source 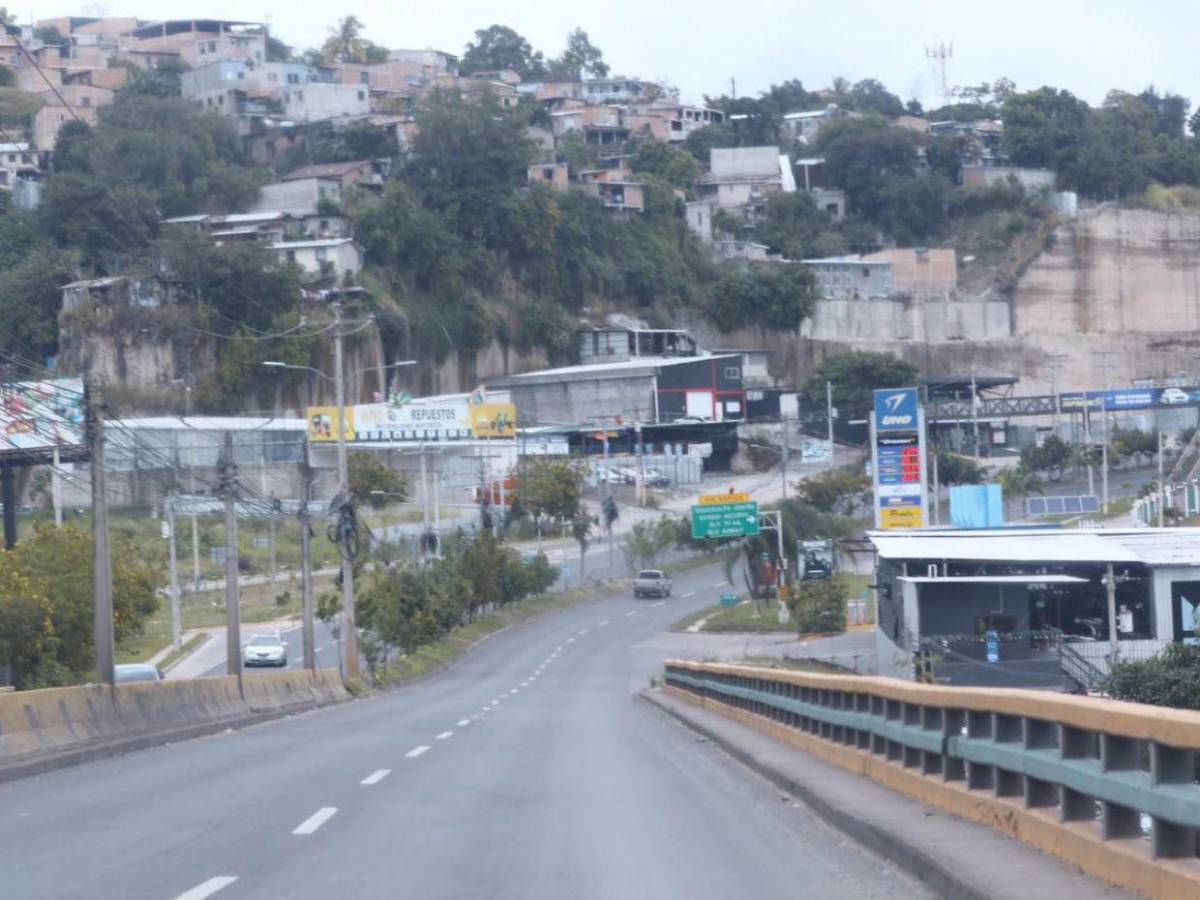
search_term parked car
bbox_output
[243,631,288,667]
[642,468,670,487]
[113,663,163,684]
[616,466,641,484]
[634,569,672,599]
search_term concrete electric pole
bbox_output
[90,381,115,686]
[220,432,242,685]
[166,492,182,649]
[333,303,360,681]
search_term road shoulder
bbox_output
[641,688,1130,900]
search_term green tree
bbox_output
[998,467,1044,518]
[846,78,905,117]
[118,58,189,98]
[460,25,546,79]
[1102,643,1200,709]
[515,457,585,527]
[757,192,843,260]
[320,16,388,64]
[347,451,408,508]
[310,121,394,164]
[1001,86,1089,171]
[790,575,849,635]
[708,263,817,332]
[0,247,78,366]
[621,515,678,571]
[803,350,918,411]
[548,28,609,80]
[37,173,158,266]
[1019,433,1072,480]
[794,469,871,514]
[934,449,984,485]
[684,121,738,162]
[0,523,158,688]
[630,140,702,192]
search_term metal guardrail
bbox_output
[664,660,1200,892]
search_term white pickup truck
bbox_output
[633,569,672,599]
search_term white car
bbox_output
[1161,388,1191,405]
[243,631,287,667]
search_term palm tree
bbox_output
[999,468,1044,522]
[321,16,364,63]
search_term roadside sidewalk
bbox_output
[642,688,1129,900]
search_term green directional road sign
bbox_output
[691,501,759,539]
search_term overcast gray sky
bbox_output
[75,0,1195,110]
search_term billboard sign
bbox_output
[0,377,86,459]
[871,387,927,529]
[308,397,516,443]
[1059,387,1200,412]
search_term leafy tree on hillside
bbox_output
[320,16,388,64]
[1018,433,1073,480]
[757,192,844,260]
[515,457,585,527]
[547,28,609,80]
[803,350,918,411]
[118,58,189,98]
[1001,86,1089,171]
[38,173,158,265]
[0,247,77,366]
[460,25,546,78]
[846,78,905,117]
[630,139,701,192]
[708,263,817,332]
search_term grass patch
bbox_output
[738,655,856,675]
[699,599,796,633]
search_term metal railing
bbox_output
[664,660,1200,889]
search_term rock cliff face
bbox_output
[692,206,1200,393]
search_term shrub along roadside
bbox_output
[1102,643,1200,709]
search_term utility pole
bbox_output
[300,457,316,671]
[1101,441,1109,514]
[635,422,645,507]
[90,382,115,686]
[1106,563,1119,666]
[220,432,242,684]
[931,447,940,527]
[970,370,980,461]
[780,417,789,500]
[166,492,181,649]
[261,467,277,598]
[826,381,835,452]
[1158,429,1166,528]
[333,302,360,681]
[51,444,62,528]
[1083,401,1095,496]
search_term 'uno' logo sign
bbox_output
[873,388,919,432]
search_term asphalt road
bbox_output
[197,618,340,679]
[0,563,930,900]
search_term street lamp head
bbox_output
[262,361,286,368]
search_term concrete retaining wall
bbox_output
[0,669,347,779]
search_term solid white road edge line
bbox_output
[173,877,238,900]
[360,769,391,785]
[292,807,337,835]
[405,745,430,758]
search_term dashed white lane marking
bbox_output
[292,807,338,835]
[711,582,726,588]
[436,731,453,740]
[510,688,519,694]
[556,645,563,651]
[360,769,391,785]
[174,877,238,900]
[599,620,610,626]
[405,745,430,758]
[625,611,638,617]
[566,637,575,644]
[458,719,470,727]
[650,601,666,607]
[682,591,696,598]
[578,629,589,635]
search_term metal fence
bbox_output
[663,660,1200,895]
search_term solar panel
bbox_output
[1027,497,1047,514]
[1063,496,1083,513]
[1046,497,1065,514]
[1080,495,1100,513]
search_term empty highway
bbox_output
[2,563,931,899]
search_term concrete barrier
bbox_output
[0,668,348,781]
[664,660,1200,899]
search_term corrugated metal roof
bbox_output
[869,528,1200,567]
[898,575,1088,584]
